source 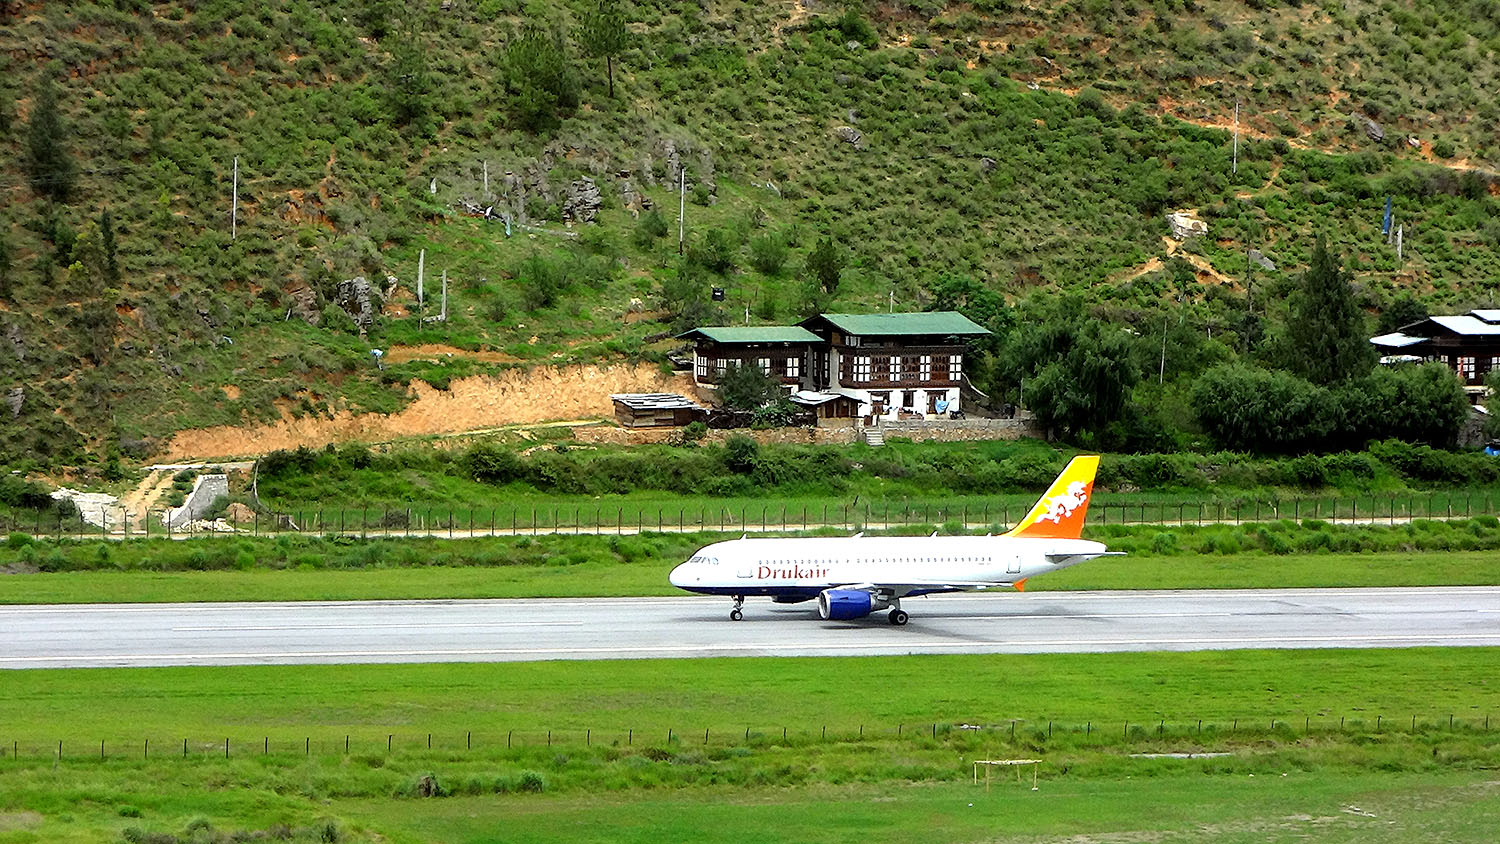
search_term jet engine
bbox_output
[817,588,889,620]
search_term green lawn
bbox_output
[5,650,1497,740]
[3,651,1500,843]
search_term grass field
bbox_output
[3,650,1499,842]
[3,538,1499,605]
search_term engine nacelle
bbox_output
[818,589,888,620]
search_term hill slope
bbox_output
[1,0,1497,469]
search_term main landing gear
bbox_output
[730,595,745,621]
[887,600,909,626]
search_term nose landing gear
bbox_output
[730,595,745,621]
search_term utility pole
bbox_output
[416,249,426,312]
[231,156,239,239]
[1232,100,1240,176]
[440,269,448,322]
[483,161,489,198]
[678,167,686,255]
[1159,311,1169,384]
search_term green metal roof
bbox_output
[676,326,823,344]
[806,311,990,337]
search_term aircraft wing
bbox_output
[1045,551,1127,565]
[831,580,1018,596]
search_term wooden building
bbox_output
[676,326,822,387]
[799,312,989,422]
[1371,309,1500,399]
[610,393,704,428]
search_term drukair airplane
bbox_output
[669,455,1120,625]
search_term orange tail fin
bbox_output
[1003,455,1100,540]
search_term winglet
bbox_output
[1003,455,1101,540]
[1013,578,1028,592]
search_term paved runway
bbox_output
[2,587,1498,669]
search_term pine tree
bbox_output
[26,75,77,203]
[1284,237,1374,385]
[579,0,628,98]
[385,16,430,127]
[805,237,843,295]
[503,22,580,133]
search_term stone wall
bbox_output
[572,417,1041,447]
[165,473,229,528]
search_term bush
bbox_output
[724,435,759,473]
[517,770,547,793]
[748,232,788,275]
[634,210,669,247]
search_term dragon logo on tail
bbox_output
[1037,481,1089,524]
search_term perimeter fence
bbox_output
[6,490,1498,540]
[3,712,1495,763]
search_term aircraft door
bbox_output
[1006,555,1022,575]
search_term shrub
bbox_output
[517,770,547,793]
[634,210,669,246]
[748,232,788,275]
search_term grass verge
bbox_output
[2,651,1499,842]
[1,539,1498,604]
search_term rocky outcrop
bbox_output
[5,321,25,361]
[334,276,379,336]
[284,280,321,326]
[562,177,603,223]
[5,386,22,419]
[1166,211,1208,240]
[833,126,865,149]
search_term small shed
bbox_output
[610,393,704,428]
[788,390,861,420]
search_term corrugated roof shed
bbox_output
[675,326,822,344]
[805,311,990,337]
[609,393,703,410]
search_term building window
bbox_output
[902,390,915,409]
[886,356,901,382]
[760,357,772,375]
[783,356,800,378]
[952,354,963,379]
[853,356,873,382]
[919,355,931,381]
[1458,355,1477,382]
[715,358,728,377]
[696,355,709,380]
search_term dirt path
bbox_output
[162,363,698,461]
[118,469,176,529]
[382,344,523,364]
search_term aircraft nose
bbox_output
[669,562,690,588]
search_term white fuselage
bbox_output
[668,535,1108,597]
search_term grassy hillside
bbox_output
[1,0,1498,469]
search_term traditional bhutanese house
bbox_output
[798,311,990,422]
[676,325,822,388]
[610,393,705,428]
[1371,309,1500,400]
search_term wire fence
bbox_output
[5,490,1496,540]
[3,713,1494,762]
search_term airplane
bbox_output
[668,455,1120,624]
